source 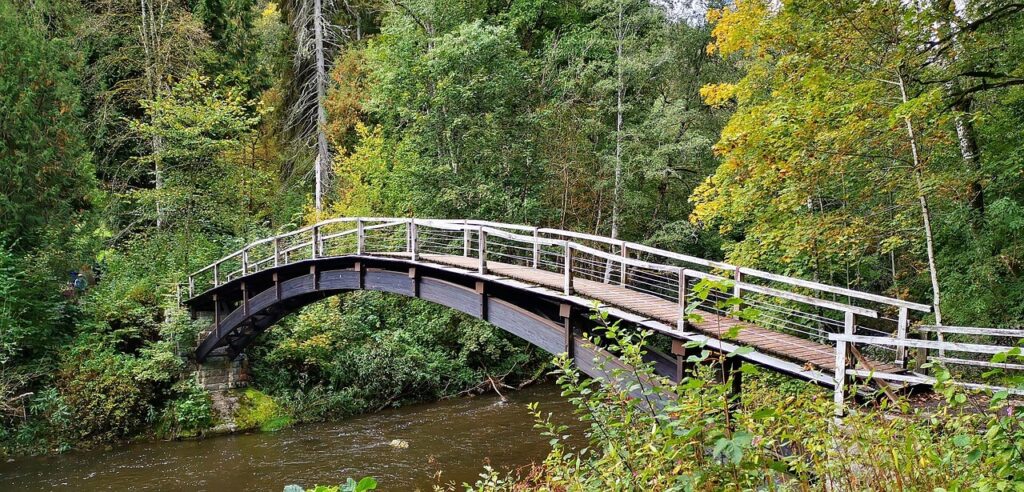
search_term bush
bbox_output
[156,380,214,438]
[56,337,182,444]
[235,388,292,432]
[471,314,1024,491]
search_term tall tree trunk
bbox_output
[897,71,944,325]
[612,0,624,242]
[313,0,329,212]
[140,0,165,227]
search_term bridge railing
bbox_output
[830,327,1024,415]
[187,217,934,370]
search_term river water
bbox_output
[0,384,581,491]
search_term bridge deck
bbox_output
[405,253,900,374]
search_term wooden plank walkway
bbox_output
[408,254,901,374]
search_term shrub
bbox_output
[470,314,1024,491]
[156,380,214,438]
[235,388,292,432]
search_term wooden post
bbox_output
[834,337,848,417]
[896,306,909,368]
[213,294,221,328]
[188,276,195,298]
[560,303,574,360]
[733,267,742,304]
[834,311,856,416]
[242,249,249,274]
[478,227,487,274]
[476,281,487,320]
[405,220,412,253]
[532,227,540,268]
[356,219,365,255]
[213,264,219,286]
[410,219,419,261]
[273,238,280,267]
[563,241,574,295]
[409,267,419,297]
[241,282,249,317]
[463,220,470,257]
[677,268,688,331]
[311,226,320,259]
[671,340,690,382]
[728,356,743,416]
[620,242,629,286]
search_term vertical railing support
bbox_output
[532,227,540,268]
[356,219,365,255]
[188,276,195,298]
[677,268,688,330]
[403,221,411,255]
[563,241,574,295]
[620,242,629,286]
[410,219,419,261]
[834,338,848,417]
[478,227,487,274]
[896,306,909,368]
[273,238,280,267]
[463,220,471,257]
[213,264,219,286]
[242,249,249,274]
[733,267,742,301]
[311,226,320,259]
[834,311,856,416]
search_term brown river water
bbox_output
[0,384,582,491]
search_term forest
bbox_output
[2,0,1024,489]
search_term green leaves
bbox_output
[712,431,753,466]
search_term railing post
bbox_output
[733,266,742,298]
[410,219,419,261]
[356,219,365,255]
[213,264,219,286]
[242,249,249,274]
[311,226,320,259]
[405,219,412,253]
[532,227,540,268]
[188,276,195,298]
[273,238,280,267]
[463,220,471,257]
[834,310,856,416]
[895,306,909,368]
[620,242,628,286]
[677,268,687,330]
[478,227,487,274]
[563,241,574,295]
[834,336,848,417]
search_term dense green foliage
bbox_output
[2,1,1024,490]
[471,312,1024,491]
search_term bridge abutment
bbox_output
[190,317,252,432]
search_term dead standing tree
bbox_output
[289,0,345,212]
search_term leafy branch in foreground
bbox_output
[470,282,1024,491]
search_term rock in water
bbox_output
[388,439,409,449]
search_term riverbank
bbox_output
[0,383,580,491]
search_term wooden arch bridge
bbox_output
[182,218,1022,414]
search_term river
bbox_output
[0,384,581,491]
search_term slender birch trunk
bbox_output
[897,71,943,326]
